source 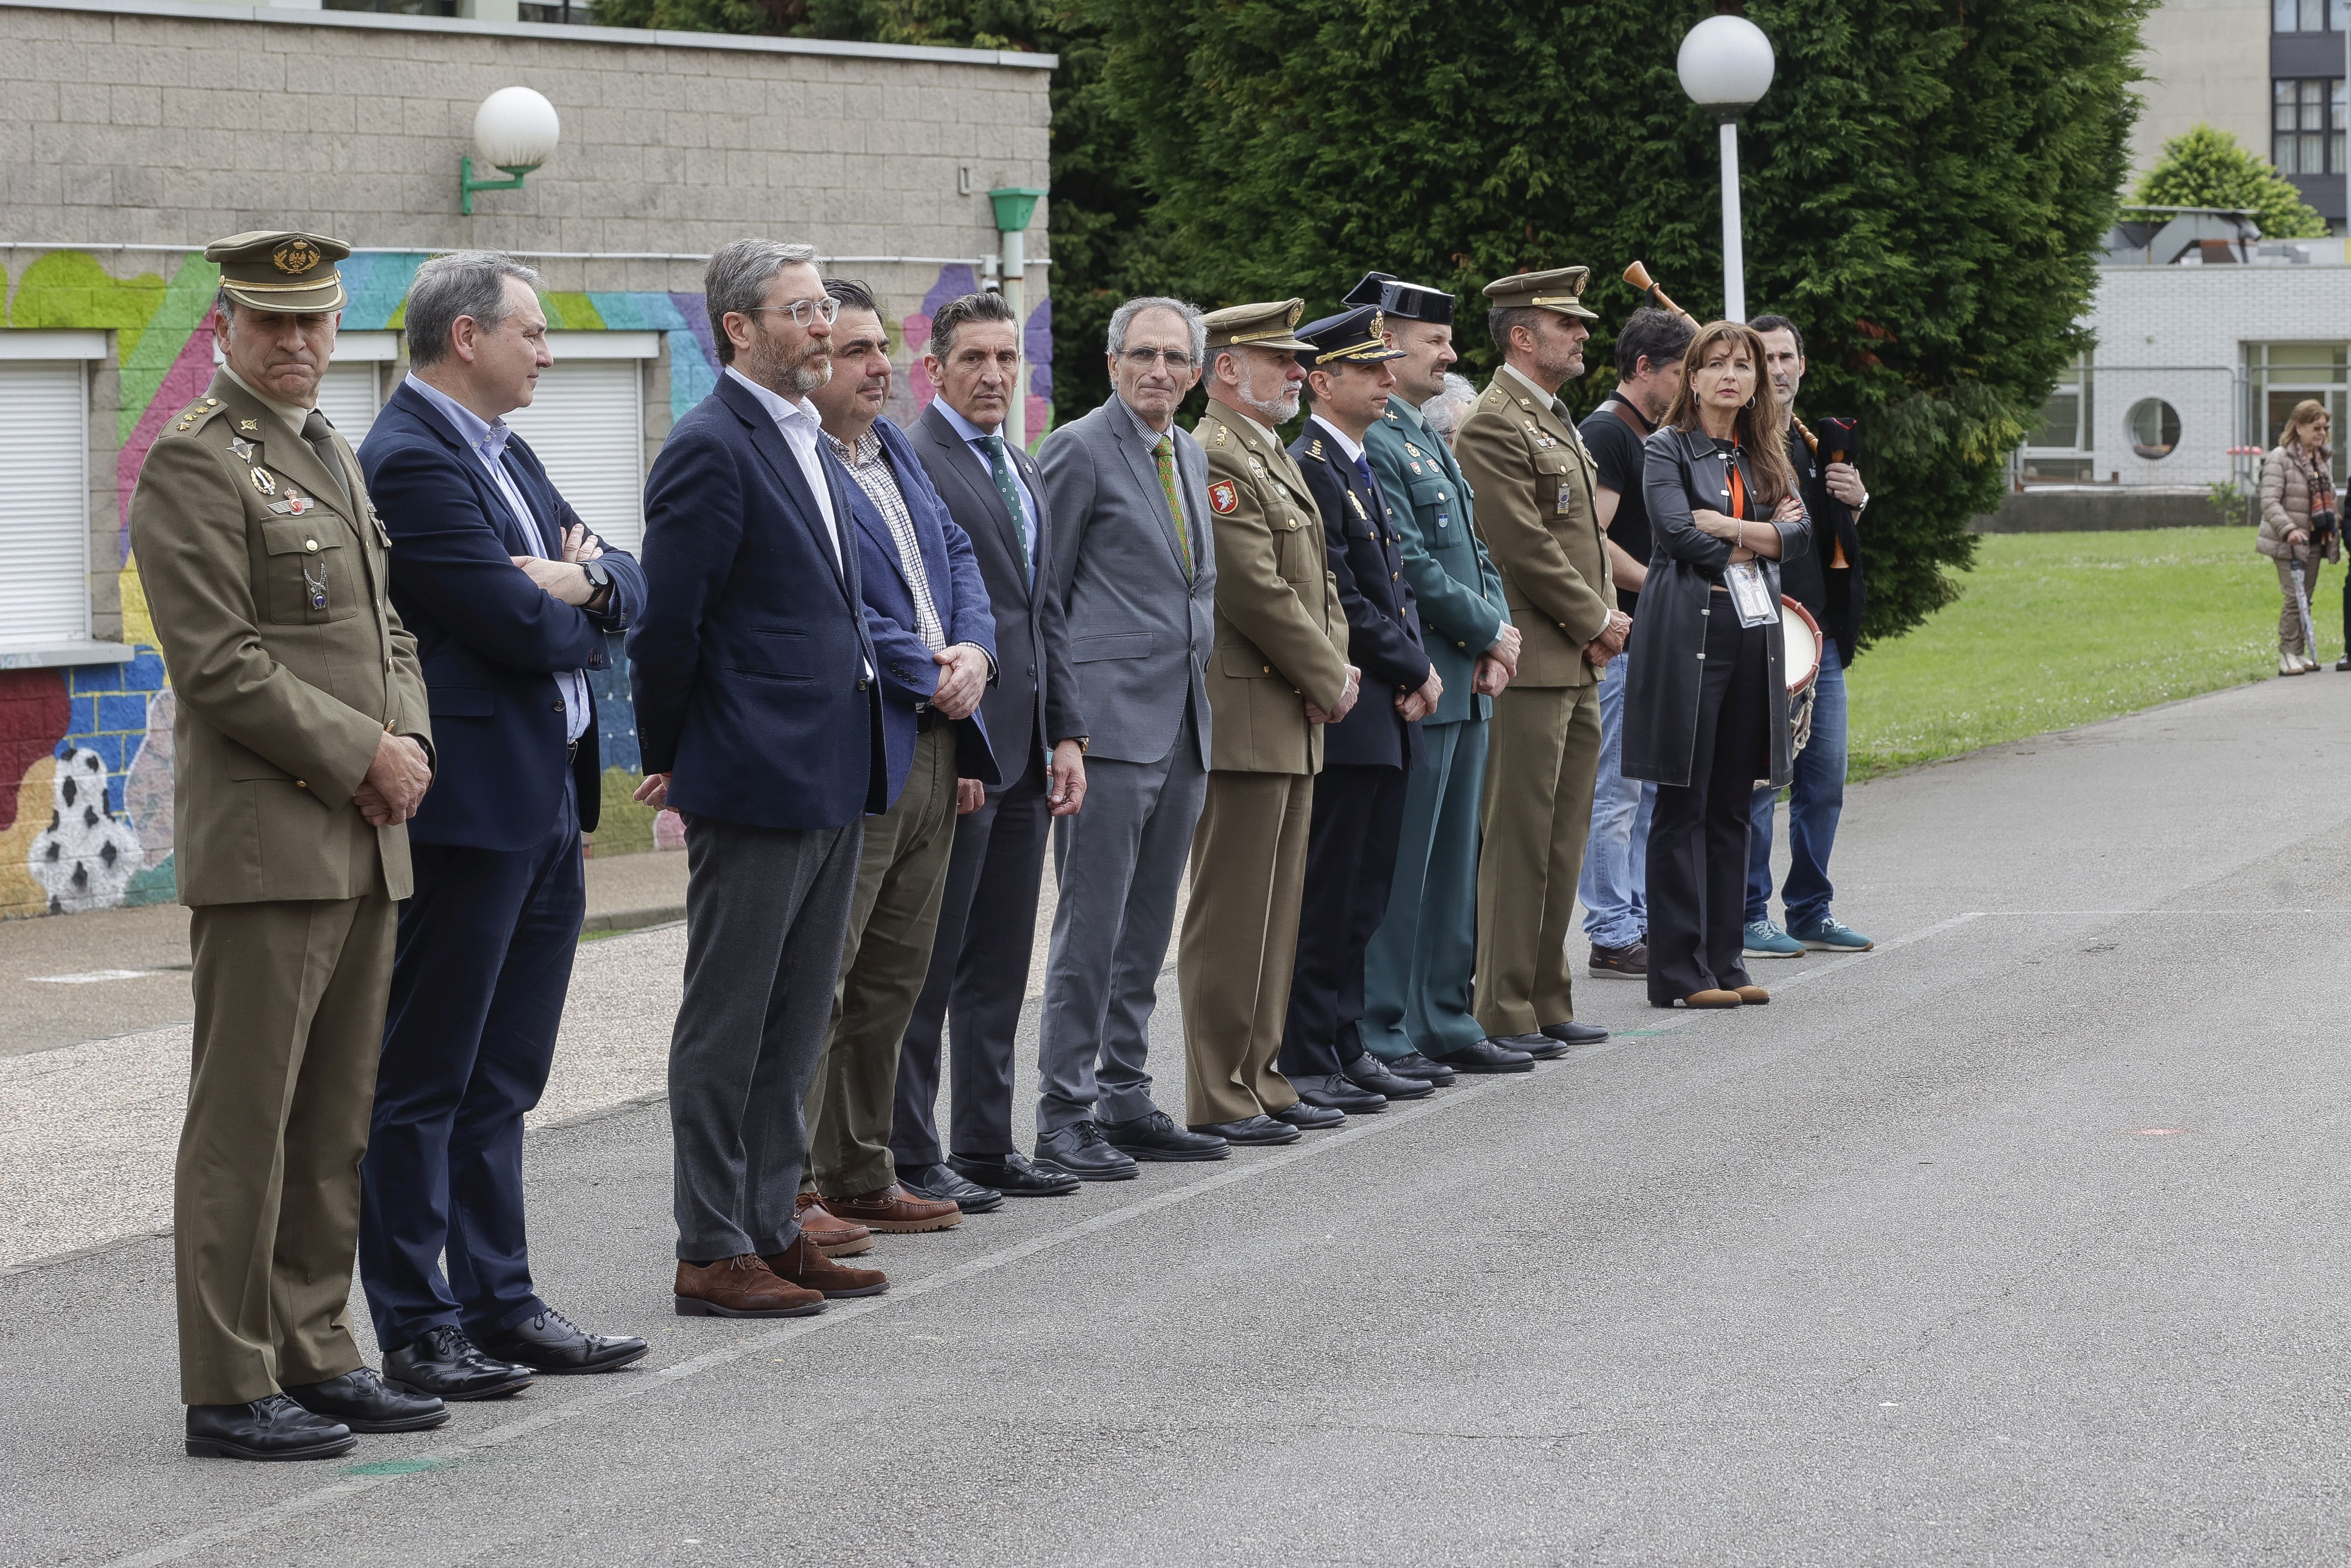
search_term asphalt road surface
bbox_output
[5,674,2347,1567]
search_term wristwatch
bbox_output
[581,558,614,610]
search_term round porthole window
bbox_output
[2127,398,2180,459]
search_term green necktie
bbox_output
[1154,433,1193,580]
[980,434,1032,584]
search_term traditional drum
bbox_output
[1781,596,1823,757]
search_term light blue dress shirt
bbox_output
[934,397,1039,572]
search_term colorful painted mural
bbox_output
[0,248,1054,918]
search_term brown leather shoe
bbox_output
[1683,989,1744,1008]
[1731,985,1770,1005]
[793,1193,875,1257]
[821,1183,962,1233]
[673,1255,824,1318]
[762,1233,887,1299]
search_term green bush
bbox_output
[2134,124,2330,240]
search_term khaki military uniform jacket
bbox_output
[128,371,431,906]
[1452,366,1615,687]
[1196,402,1350,773]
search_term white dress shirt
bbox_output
[725,365,843,569]
[1309,413,1368,467]
[933,397,1039,572]
[406,373,591,744]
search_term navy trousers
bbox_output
[359,781,582,1353]
[1281,762,1410,1080]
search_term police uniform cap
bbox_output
[205,230,350,313]
[1482,265,1597,320]
[1294,305,1407,367]
[1202,298,1316,354]
[1341,270,1456,326]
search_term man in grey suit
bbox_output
[1031,296,1229,1178]
[893,291,1092,1207]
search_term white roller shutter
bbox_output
[313,362,380,448]
[503,359,645,553]
[0,362,91,650]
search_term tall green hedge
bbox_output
[590,0,2146,642]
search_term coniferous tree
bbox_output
[2135,124,2329,240]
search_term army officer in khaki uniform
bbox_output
[1176,300,1357,1145]
[130,232,441,1462]
[1452,268,1626,1057]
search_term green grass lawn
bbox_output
[1847,527,2290,781]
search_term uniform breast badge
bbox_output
[302,560,328,612]
[250,467,278,497]
[238,419,260,434]
[229,437,257,463]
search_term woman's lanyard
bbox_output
[1726,440,1748,521]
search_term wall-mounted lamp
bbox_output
[461,86,562,216]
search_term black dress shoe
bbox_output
[1489,1031,1570,1061]
[1341,1054,1434,1100]
[1189,1114,1301,1145]
[1035,1120,1140,1181]
[382,1325,536,1401]
[282,1368,448,1433]
[1382,1051,1457,1086]
[1428,1038,1536,1074]
[950,1150,1081,1197]
[899,1161,1005,1213]
[1293,1072,1387,1113]
[1273,1100,1345,1129]
[185,1395,355,1462]
[1100,1109,1232,1162]
[477,1308,650,1377]
[1542,1019,1609,1047]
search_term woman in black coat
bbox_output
[1620,321,1811,1009]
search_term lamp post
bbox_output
[461,87,561,216]
[988,186,1046,448]
[1676,15,1776,322]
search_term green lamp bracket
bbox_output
[460,156,537,217]
[988,187,1047,234]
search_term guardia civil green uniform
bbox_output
[1349,274,1515,1066]
[129,232,432,1408]
[1451,267,1615,1040]
[1176,299,1352,1129]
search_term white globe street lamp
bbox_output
[1677,15,1776,322]
[461,87,562,216]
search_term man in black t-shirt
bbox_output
[1574,306,1692,981]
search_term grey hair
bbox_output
[705,239,820,365]
[405,251,543,369]
[928,289,1018,358]
[1421,371,1478,442]
[1106,295,1206,369]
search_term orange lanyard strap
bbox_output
[1726,443,1748,521]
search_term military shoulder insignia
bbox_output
[1208,480,1239,515]
[229,437,257,462]
[250,466,278,497]
[1213,424,1229,447]
[1308,438,1325,459]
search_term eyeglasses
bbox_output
[746,297,843,328]
[1119,347,1195,373]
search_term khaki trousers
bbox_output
[806,725,960,1197]
[1178,769,1315,1125]
[177,885,395,1406]
[2277,553,2324,657]
[1475,681,1602,1038]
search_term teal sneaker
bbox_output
[1789,916,1874,952]
[1743,919,1806,959]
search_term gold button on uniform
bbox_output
[304,538,318,552]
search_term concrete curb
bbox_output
[577,905,686,938]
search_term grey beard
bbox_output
[1239,387,1299,425]
[782,355,832,396]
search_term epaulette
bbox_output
[170,395,227,435]
[1213,423,1229,446]
[1308,437,1325,459]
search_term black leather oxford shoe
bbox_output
[477,1308,649,1377]
[1293,1073,1387,1113]
[949,1149,1080,1197]
[1101,1109,1231,1162]
[1341,1054,1434,1100]
[1489,1031,1570,1061]
[1540,1020,1609,1047]
[1187,1114,1301,1146]
[1428,1038,1535,1074]
[1035,1120,1140,1181]
[185,1395,355,1462]
[1272,1100,1345,1130]
[899,1161,1006,1213]
[282,1368,448,1433]
[1382,1051,1457,1086]
[382,1325,535,1400]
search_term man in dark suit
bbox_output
[894,291,1089,1204]
[799,278,1000,1234]
[629,240,890,1317]
[1283,307,1441,1112]
[356,251,648,1397]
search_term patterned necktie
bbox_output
[1154,433,1193,579]
[980,434,1032,584]
[301,408,352,508]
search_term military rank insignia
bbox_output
[1208,480,1239,515]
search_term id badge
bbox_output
[1725,560,1775,627]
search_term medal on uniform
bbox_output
[250,467,278,497]
[229,437,256,462]
[302,560,328,612]
[1348,490,1368,520]
[268,494,315,516]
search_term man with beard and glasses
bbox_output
[1452,267,1623,1064]
[629,240,891,1318]
[1177,298,1357,1147]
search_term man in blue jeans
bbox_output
[1575,307,1690,980]
[1744,316,1874,958]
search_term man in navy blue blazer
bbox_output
[798,278,1000,1237]
[356,252,649,1398]
[628,241,892,1318]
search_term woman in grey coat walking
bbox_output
[2257,398,2338,675]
